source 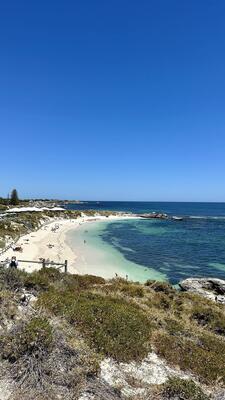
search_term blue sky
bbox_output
[1,0,225,201]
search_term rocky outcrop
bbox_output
[100,352,193,398]
[179,278,225,304]
[139,213,168,219]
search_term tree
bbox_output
[10,189,19,205]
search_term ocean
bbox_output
[66,202,225,284]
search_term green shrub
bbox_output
[66,210,82,218]
[192,304,225,335]
[154,331,225,385]
[24,269,105,293]
[63,274,105,290]
[0,268,26,291]
[104,281,144,298]
[147,292,172,310]
[119,284,144,297]
[171,295,186,314]
[24,272,50,292]
[145,280,175,294]
[24,267,62,292]
[161,377,209,400]
[0,290,18,320]
[1,317,53,362]
[145,279,156,286]
[164,318,187,336]
[109,277,128,285]
[38,289,151,362]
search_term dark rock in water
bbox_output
[140,213,168,220]
[179,278,225,304]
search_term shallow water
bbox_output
[66,202,225,284]
[66,221,167,282]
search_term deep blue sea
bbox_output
[66,202,225,284]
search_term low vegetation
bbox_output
[38,288,151,362]
[0,197,9,207]
[0,316,53,362]
[191,302,225,335]
[159,377,210,400]
[154,331,225,385]
[103,277,145,297]
[0,266,224,399]
[0,209,121,248]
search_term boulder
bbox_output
[179,278,225,304]
[140,213,168,220]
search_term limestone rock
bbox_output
[179,277,225,304]
[100,352,192,398]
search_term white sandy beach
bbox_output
[0,215,139,276]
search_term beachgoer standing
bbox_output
[9,256,18,269]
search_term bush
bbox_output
[0,197,8,206]
[164,318,187,336]
[192,304,225,335]
[63,274,105,290]
[23,268,102,293]
[154,331,225,385]
[104,281,144,298]
[161,377,209,400]
[0,314,101,397]
[147,292,172,311]
[24,267,62,292]
[145,280,175,294]
[0,268,26,291]
[1,317,53,362]
[119,284,144,297]
[38,289,151,362]
[0,290,18,321]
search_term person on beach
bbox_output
[9,256,18,269]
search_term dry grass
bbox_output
[1,317,101,400]
[0,267,224,398]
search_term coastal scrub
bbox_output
[160,377,209,400]
[37,289,151,362]
[153,331,225,385]
[0,266,225,398]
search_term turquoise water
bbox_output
[66,202,225,284]
[67,221,167,282]
[102,219,225,284]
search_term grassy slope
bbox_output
[0,268,224,399]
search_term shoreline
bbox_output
[0,214,141,276]
[65,219,168,282]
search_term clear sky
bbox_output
[1,1,225,201]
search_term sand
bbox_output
[0,215,139,275]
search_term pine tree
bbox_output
[10,189,19,205]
